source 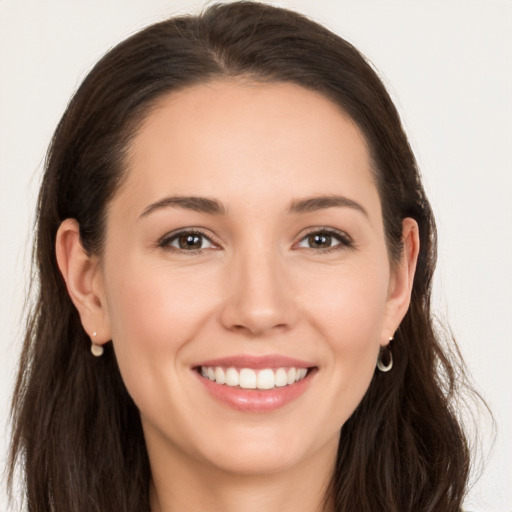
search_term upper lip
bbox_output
[194,354,316,370]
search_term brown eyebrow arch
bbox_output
[139,196,226,218]
[288,195,368,216]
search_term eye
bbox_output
[159,230,217,252]
[296,229,353,251]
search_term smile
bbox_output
[194,355,316,412]
[200,366,309,390]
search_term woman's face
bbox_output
[93,81,413,476]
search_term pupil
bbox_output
[309,234,331,248]
[179,234,202,249]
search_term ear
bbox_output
[55,218,111,345]
[382,217,420,345]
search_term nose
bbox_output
[219,247,298,337]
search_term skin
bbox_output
[56,81,419,512]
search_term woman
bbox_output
[8,2,473,511]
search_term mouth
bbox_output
[192,356,317,412]
[196,365,312,390]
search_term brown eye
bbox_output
[307,233,333,249]
[162,231,215,251]
[177,234,203,250]
[297,229,353,251]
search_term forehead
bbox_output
[118,80,379,218]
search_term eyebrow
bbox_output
[139,196,226,218]
[287,195,368,217]
[139,193,367,219]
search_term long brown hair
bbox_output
[9,2,473,510]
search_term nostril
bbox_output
[229,322,289,337]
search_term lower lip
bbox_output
[195,369,316,413]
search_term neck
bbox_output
[148,437,337,512]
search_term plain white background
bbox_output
[1,1,510,510]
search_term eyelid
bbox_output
[294,227,354,250]
[157,227,221,252]
[156,226,353,253]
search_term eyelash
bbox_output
[158,229,218,253]
[295,227,354,253]
[157,227,354,254]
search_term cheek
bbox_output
[296,260,389,410]
[101,259,228,448]
[299,258,390,342]
[102,257,222,408]
[105,258,217,350]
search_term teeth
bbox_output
[215,367,226,385]
[225,367,239,386]
[239,368,257,389]
[275,368,288,387]
[257,369,275,390]
[200,366,309,389]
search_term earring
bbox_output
[377,336,393,372]
[90,332,104,357]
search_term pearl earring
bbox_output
[90,332,104,357]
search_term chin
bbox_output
[188,421,339,477]
[204,444,308,476]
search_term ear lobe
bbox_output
[55,218,111,344]
[383,217,420,343]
